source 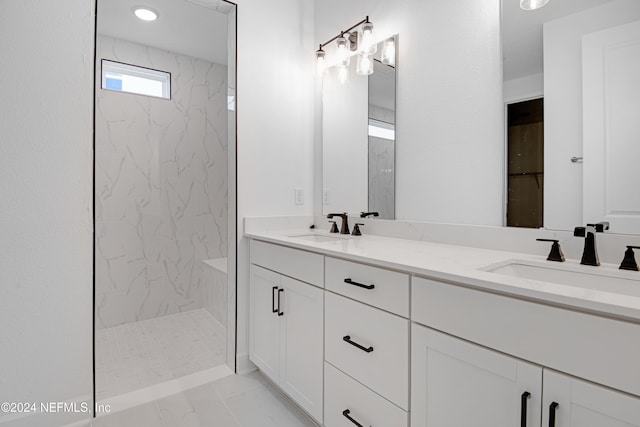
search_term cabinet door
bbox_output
[278,276,324,423]
[249,265,281,382]
[543,370,640,427]
[411,324,542,427]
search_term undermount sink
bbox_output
[287,233,349,243]
[483,259,640,297]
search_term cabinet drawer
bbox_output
[324,362,408,427]
[250,239,324,287]
[325,292,409,409]
[325,257,409,316]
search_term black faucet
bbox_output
[327,212,350,235]
[360,212,379,218]
[573,222,610,266]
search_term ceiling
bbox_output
[97,0,231,65]
[502,0,616,81]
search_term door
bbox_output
[543,369,640,427]
[411,324,542,427]
[583,20,640,234]
[278,276,324,423]
[249,265,281,382]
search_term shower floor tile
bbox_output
[95,309,226,400]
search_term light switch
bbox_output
[323,189,330,205]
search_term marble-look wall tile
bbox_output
[95,36,228,329]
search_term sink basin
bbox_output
[484,260,640,297]
[287,234,348,243]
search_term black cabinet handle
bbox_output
[343,335,373,353]
[272,286,278,313]
[521,391,531,427]
[548,402,559,427]
[277,288,284,316]
[342,409,365,427]
[344,278,375,290]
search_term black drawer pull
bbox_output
[343,335,374,353]
[521,391,531,427]
[548,402,559,427]
[272,286,278,313]
[277,288,284,316]
[342,409,365,427]
[344,278,375,290]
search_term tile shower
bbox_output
[94,35,229,399]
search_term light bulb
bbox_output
[381,38,395,66]
[337,65,349,84]
[520,0,550,10]
[356,54,374,76]
[316,48,326,76]
[132,6,158,21]
[336,36,350,67]
[360,21,377,55]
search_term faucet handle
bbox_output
[586,222,610,232]
[328,221,339,234]
[360,212,379,218]
[352,223,364,236]
[620,246,640,271]
[536,239,565,262]
[573,227,586,237]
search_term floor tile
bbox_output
[223,381,317,427]
[95,309,226,399]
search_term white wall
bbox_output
[315,0,504,226]
[503,72,543,103]
[234,0,315,370]
[543,0,640,231]
[0,1,94,426]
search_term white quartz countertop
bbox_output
[246,229,640,322]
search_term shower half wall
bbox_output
[95,35,228,329]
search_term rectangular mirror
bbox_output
[503,0,640,234]
[322,36,397,219]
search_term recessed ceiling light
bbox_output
[520,0,550,11]
[132,6,158,21]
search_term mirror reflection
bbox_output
[322,36,397,219]
[503,0,640,234]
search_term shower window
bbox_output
[101,60,171,99]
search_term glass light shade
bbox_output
[381,38,396,66]
[133,6,158,21]
[337,65,349,84]
[360,22,377,55]
[520,0,550,10]
[356,54,374,76]
[336,36,350,66]
[316,49,326,76]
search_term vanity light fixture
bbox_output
[133,6,159,21]
[356,54,374,76]
[381,37,396,66]
[520,0,550,11]
[315,16,378,82]
[315,47,326,76]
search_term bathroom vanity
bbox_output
[247,228,640,427]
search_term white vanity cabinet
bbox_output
[248,235,640,427]
[249,242,324,423]
[323,257,410,426]
[411,325,542,427]
[412,276,640,427]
